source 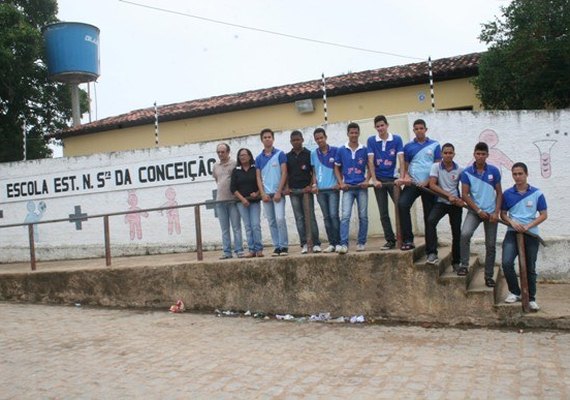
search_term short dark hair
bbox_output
[442,142,455,151]
[512,162,528,174]
[236,148,254,167]
[260,128,274,139]
[474,142,489,153]
[347,122,360,132]
[374,115,388,125]
[313,127,326,137]
[413,119,427,128]
[290,130,303,139]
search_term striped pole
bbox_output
[22,119,26,161]
[321,73,328,126]
[428,56,435,111]
[154,101,159,147]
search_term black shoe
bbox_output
[279,247,288,256]
[272,248,281,257]
[380,241,396,250]
[485,277,496,288]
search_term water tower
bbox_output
[43,22,100,127]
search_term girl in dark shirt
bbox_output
[230,148,264,257]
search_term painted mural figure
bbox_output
[125,191,148,240]
[23,200,47,242]
[478,129,514,172]
[160,187,181,235]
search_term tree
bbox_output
[474,0,570,110]
[0,0,85,162]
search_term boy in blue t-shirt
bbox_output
[255,128,289,256]
[460,142,502,287]
[500,162,547,311]
[334,122,370,254]
[398,119,441,251]
[367,115,404,251]
[310,127,341,253]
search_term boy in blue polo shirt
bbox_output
[367,115,404,251]
[398,119,441,251]
[460,142,502,287]
[256,128,289,256]
[334,122,370,254]
[500,162,547,311]
[311,127,341,253]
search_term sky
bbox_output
[55,0,511,124]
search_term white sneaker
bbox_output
[337,245,348,254]
[323,245,335,253]
[504,293,521,303]
[301,244,308,254]
[356,244,365,252]
[313,245,322,253]
[529,301,540,311]
[335,245,342,253]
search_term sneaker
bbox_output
[301,244,308,254]
[529,301,540,311]
[380,241,396,250]
[457,265,468,276]
[337,245,348,254]
[236,252,246,259]
[219,254,232,260]
[279,248,288,256]
[335,245,343,253]
[485,277,496,288]
[323,245,336,253]
[272,248,281,257]
[426,253,439,265]
[401,242,415,251]
[504,293,521,303]
[313,245,322,253]
[356,244,366,252]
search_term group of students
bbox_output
[213,116,548,311]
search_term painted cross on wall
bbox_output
[69,205,88,230]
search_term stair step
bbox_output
[467,264,500,294]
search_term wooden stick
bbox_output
[516,233,531,313]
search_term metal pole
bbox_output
[28,224,36,271]
[516,233,531,313]
[104,215,111,266]
[428,56,435,112]
[194,205,203,261]
[393,184,403,249]
[303,192,313,253]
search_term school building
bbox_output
[52,53,481,157]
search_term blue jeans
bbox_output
[502,231,539,301]
[217,202,243,256]
[398,185,436,244]
[460,211,498,278]
[290,193,320,247]
[317,191,340,246]
[237,201,263,253]
[262,198,288,249]
[340,188,368,247]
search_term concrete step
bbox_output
[467,263,500,297]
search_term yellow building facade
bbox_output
[57,54,481,156]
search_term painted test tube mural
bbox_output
[533,140,557,178]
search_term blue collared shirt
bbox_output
[334,142,368,185]
[501,185,547,234]
[460,162,501,213]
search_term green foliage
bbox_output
[474,0,570,110]
[0,0,87,162]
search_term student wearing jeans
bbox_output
[460,142,502,288]
[285,130,321,254]
[310,127,341,253]
[255,128,289,256]
[367,115,404,251]
[231,148,264,258]
[425,143,464,269]
[500,162,547,311]
[334,122,370,254]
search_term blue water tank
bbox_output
[43,22,100,83]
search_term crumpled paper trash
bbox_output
[169,299,185,313]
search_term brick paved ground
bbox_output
[1,303,569,399]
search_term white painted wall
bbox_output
[1,111,568,278]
